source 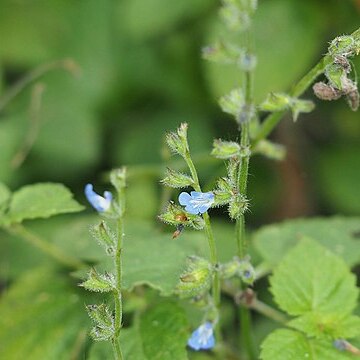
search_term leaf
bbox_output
[89,302,189,360]
[139,302,189,360]
[270,238,359,339]
[260,329,355,360]
[6,183,84,223]
[0,267,90,360]
[253,217,360,267]
[0,182,11,212]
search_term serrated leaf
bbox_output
[139,302,189,360]
[6,183,84,223]
[289,313,360,339]
[253,217,360,267]
[271,238,358,317]
[0,267,89,360]
[260,329,355,360]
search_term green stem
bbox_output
[240,306,256,360]
[253,56,332,145]
[184,151,221,340]
[6,224,86,269]
[250,299,288,324]
[112,189,125,360]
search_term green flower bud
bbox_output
[160,168,194,188]
[325,64,346,90]
[158,202,205,230]
[211,139,241,159]
[213,177,233,206]
[260,93,290,112]
[90,325,114,342]
[238,257,256,284]
[90,221,116,256]
[290,99,315,122]
[176,256,212,298]
[202,41,243,64]
[220,3,251,32]
[228,193,249,220]
[110,167,126,193]
[80,269,115,293]
[86,304,114,330]
[166,123,189,157]
[253,140,286,161]
[219,88,245,118]
[239,53,257,71]
[219,258,240,279]
[328,35,355,57]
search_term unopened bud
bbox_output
[211,139,241,159]
[161,168,193,188]
[219,88,245,118]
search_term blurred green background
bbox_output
[0,0,359,223]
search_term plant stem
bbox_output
[184,151,221,339]
[112,187,125,360]
[0,58,80,113]
[6,224,86,269]
[235,31,256,360]
[250,299,288,324]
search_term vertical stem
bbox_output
[235,31,256,360]
[184,151,221,341]
[112,186,125,360]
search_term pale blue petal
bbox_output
[185,204,199,215]
[187,322,215,351]
[84,184,112,212]
[179,192,191,206]
[198,203,211,214]
[190,191,202,199]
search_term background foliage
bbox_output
[0,0,359,359]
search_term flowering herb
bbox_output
[85,184,112,212]
[178,191,214,215]
[187,322,215,351]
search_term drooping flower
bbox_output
[84,184,112,212]
[188,322,215,351]
[178,191,214,215]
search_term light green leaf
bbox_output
[271,238,358,317]
[289,313,360,339]
[0,267,89,360]
[139,302,189,360]
[260,329,355,360]
[253,217,360,267]
[7,183,84,223]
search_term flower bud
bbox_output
[213,177,233,206]
[325,64,346,90]
[239,53,257,71]
[260,93,290,112]
[253,140,286,161]
[328,35,355,57]
[90,221,116,256]
[176,256,212,298]
[110,167,126,193]
[86,303,114,331]
[166,123,189,157]
[219,88,245,118]
[228,193,248,220]
[80,269,115,293]
[211,139,241,159]
[202,41,242,64]
[158,202,205,230]
[160,168,193,188]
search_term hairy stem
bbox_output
[184,151,221,340]
[112,187,125,360]
[6,224,86,269]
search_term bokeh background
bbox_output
[1,0,360,224]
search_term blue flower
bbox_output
[178,191,214,215]
[84,184,112,212]
[188,322,215,351]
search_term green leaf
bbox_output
[0,267,89,360]
[139,302,189,360]
[289,313,360,339]
[89,302,189,360]
[0,182,11,212]
[6,183,84,223]
[260,329,355,360]
[253,217,360,267]
[271,238,358,317]
[270,238,359,339]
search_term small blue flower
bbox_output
[84,184,112,212]
[178,191,214,215]
[188,322,215,351]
